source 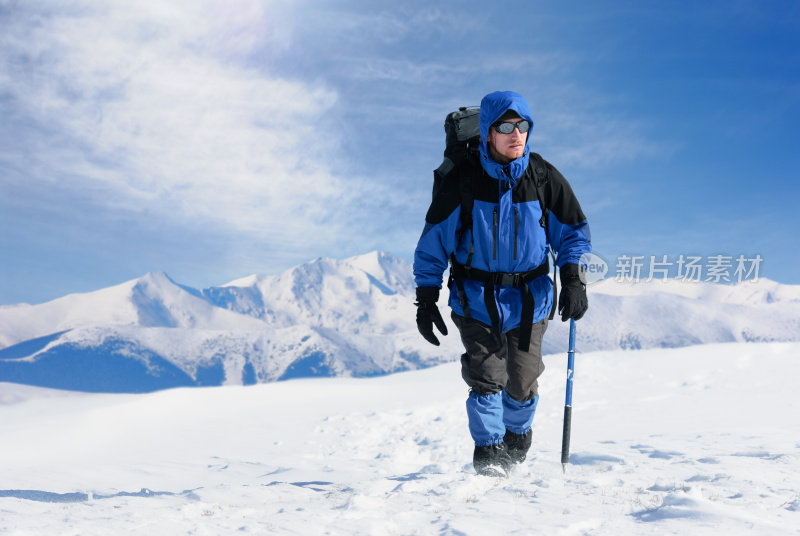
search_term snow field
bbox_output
[1,342,799,535]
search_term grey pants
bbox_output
[452,312,548,402]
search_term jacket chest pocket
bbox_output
[491,205,518,261]
[514,202,548,261]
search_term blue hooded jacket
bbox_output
[414,91,591,332]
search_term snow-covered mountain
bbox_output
[0,252,450,392]
[543,276,800,354]
[1,251,798,392]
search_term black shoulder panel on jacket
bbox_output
[511,154,550,204]
[542,158,586,225]
[511,166,542,204]
[470,168,499,204]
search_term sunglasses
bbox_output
[493,120,531,135]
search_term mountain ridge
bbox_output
[1,251,798,392]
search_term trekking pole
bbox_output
[560,318,576,473]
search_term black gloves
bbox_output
[558,263,588,322]
[415,287,448,346]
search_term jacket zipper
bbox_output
[492,207,498,261]
[513,206,520,260]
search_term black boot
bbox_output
[504,429,532,464]
[473,442,513,477]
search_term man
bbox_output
[413,90,591,477]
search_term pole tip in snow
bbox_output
[561,463,567,474]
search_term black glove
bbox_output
[415,287,448,346]
[558,263,588,322]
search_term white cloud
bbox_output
[1,0,357,257]
[0,0,680,293]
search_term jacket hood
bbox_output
[478,91,534,182]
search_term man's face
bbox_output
[487,117,528,164]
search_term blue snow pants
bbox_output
[452,312,548,447]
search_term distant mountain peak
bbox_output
[2,251,798,393]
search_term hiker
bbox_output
[413,90,591,477]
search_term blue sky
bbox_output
[1,0,798,305]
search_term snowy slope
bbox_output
[543,276,800,354]
[1,342,798,534]
[1,250,799,392]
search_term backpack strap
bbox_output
[531,153,558,321]
[447,153,477,319]
[457,156,476,262]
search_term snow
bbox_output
[590,276,800,305]
[2,341,799,534]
